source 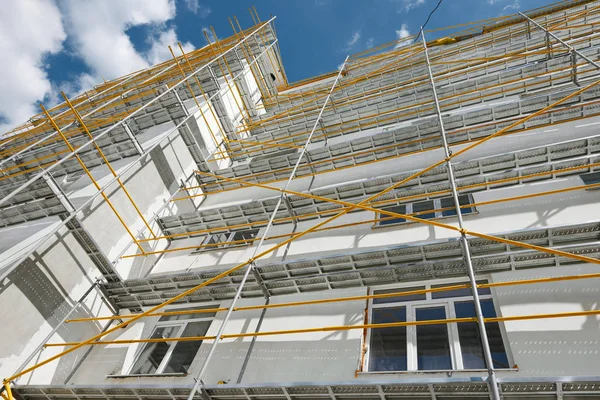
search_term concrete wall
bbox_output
[0,224,113,385]
[13,264,599,385]
[150,172,598,276]
[0,67,271,386]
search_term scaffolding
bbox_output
[2,1,600,400]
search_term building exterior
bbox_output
[1,2,600,399]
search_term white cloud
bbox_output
[344,30,361,52]
[366,38,375,49]
[184,0,199,13]
[184,0,211,18]
[146,28,194,65]
[0,0,66,132]
[202,27,217,44]
[197,5,212,18]
[503,0,520,11]
[0,0,197,132]
[395,24,412,48]
[59,0,177,80]
[397,0,425,13]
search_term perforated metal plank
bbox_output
[102,222,600,310]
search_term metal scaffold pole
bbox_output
[185,55,350,400]
[421,31,501,400]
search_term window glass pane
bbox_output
[373,286,426,304]
[369,307,407,371]
[416,306,452,370]
[163,321,211,373]
[431,281,491,299]
[413,200,435,219]
[580,171,600,185]
[130,326,179,375]
[441,195,474,217]
[159,305,219,322]
[231,229,259,245]
[455,300,509,369]
[379,205,406,226]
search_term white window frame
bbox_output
[365,277,511,372]
[127,304,218,376]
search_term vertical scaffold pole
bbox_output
[185,55,350,400]
[421,31,501,400]
[519,12,600,75]
[10,281,99,384]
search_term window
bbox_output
[129,305,217,375]
[377,195,475,226]
[194,229,259,253]
[367,279,509,372]
[580,171,600,189]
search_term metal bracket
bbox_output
[122,120,144,155]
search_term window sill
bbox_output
[358,368,518,376]
[107,373,187,379]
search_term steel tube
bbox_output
[0,68,150,169]
[422,31,501,400]
[185,55,350,400]
[519,11,600,70]
[0,17,276,210]
[0,32,280,282]
[48,308,600,347]
[11,281,98,383]
[65,271,600,324]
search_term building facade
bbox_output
[1,2,600,399]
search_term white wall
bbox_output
[150,172,598,277]
[19,264,600,386]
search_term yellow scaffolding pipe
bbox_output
[211,26,254,123]
[61,93,158,239]
[47,309,600,347]
[4,5,598,390]
[177,42,233,156]
[190,94,600,194]
[203,30,249,127]
[39,105,146,254]
[167,45,226,158]
[66,271,600,324]
[127,170,600,258]
[229,17,270,102]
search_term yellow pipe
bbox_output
[140,157,598,243]
[169,168,600,266]
[229,17,270,102]
[3,382,12,400]
[177,42,233,155]
[47,309,600,347]
[39,105,146,254]
[66,271,600,323]
[193,89,600,193]
[61,93,158,239]
[211,26,253,123]
[167,46,226,158]
[6,7,598,383]
[203,30,249,126]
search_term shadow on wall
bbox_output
[495,266,600,376]
[0,249,102,384]
[234,339,362,384]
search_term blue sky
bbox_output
[0,0,554,131]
